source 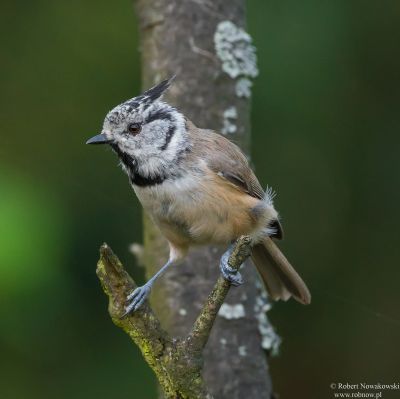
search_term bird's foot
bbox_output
[219,245,244,286]
[123,282,152,316]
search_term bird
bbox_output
[86,77,311,314]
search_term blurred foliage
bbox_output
[1,0,399,398]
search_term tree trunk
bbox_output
[135,1,275,398]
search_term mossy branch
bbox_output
[96,237,252,399]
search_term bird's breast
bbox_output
[132,171,266,246]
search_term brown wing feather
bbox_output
[187,121,265,200]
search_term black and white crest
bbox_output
[141,76,175,104]
[106,76,175,126]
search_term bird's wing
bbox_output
[188,124,284,239]
[191,127,265,200]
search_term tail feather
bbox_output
[251,236,311,305]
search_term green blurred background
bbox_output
[1,1,399,398]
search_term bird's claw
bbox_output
[123,284,152,316]
[219,246,244,287]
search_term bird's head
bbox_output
[87,77,189,181]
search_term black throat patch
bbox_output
[110,144,176,187]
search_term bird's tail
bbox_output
[251,236,311,305]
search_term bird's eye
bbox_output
[127,123,141,135]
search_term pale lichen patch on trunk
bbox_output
[221,106,238,135]
[214,20,259,136]
[214,21,259,80]
[218,303,245,319]
[254,281,281,355]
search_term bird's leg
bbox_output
[219,242,244,286]
[123,259,174,315]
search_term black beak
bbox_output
[86,133,111,145]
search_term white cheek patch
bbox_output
[135,112,188,177]
[142,122,169,148]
